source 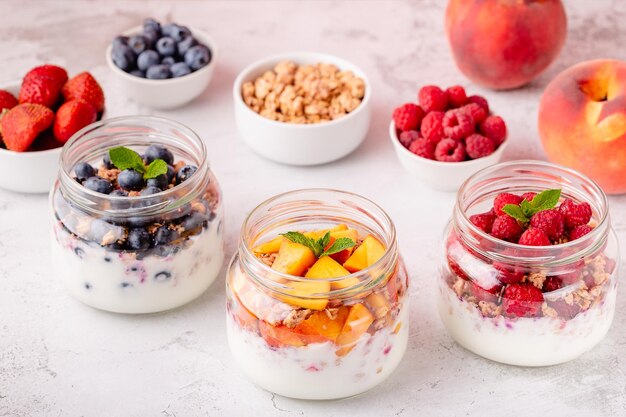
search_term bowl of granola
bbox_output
[233,52,371,166]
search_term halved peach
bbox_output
[272,240,316,276]
[343,235,386,273]
[336,303,375,356]
[279,280,330,310]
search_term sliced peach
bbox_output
[252,236,284,254]
[336,303,375,356]
[272,240,316,276]
[343,235,386,273]
[304,224,349,240]
[279,280,330,310]
[259,321,305,348]
[305,256,360,290]
[295,307,350,343]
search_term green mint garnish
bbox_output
[108,146,168,180]
[280,231,355,258]
[502,189,562,223]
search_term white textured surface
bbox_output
[1,1,626,416]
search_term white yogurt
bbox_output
[438,281,617,366]
[227,304,409,400]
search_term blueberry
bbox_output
[166,164,176,183]
[128,34,148,55]
[161,23,177,38]
[137,50,160,71]
[177,36,197,56]
[154,226,179,245]
[141,186,162,196]
[146,64,171,80]
[143,27,159,48]
[111,44,136,72]
[118,169,145,191]
[84,177,113,194]
[170,25,191,42]
[112,36,128,48]
[103,153,114,169]
[127,228,151,250]
[143,18,161,35]
[146,174,168,190]
[74,162,95,182]
[170,62,191,78]
[156,36,176,56]
[181,212,206,231]
[154,271,172,282]
[145,145,174,165]
[176,165,197,184]
[161,56,176,66]
[184,45,211,70]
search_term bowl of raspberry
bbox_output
[440,160,619,366]
[106,18,217,109]
[389,85,508,191]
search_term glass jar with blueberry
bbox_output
[50,116,224,313]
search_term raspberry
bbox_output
[448,257,469,281]
[518,228,551,246]
[408,137,436,160]
[559,198,592,229]
[494,262,525,285]
[467,95,490,113]
[398,130,419,148]
[502,283,544,318]
[469,210,496,233]
[420,111,445,144]
[491,215,523,242]
[418,85,448,113]
[469,281,502,303]
[521,192,536,202]
[569,224,593,241]
[459,103,487,124]
[529,209,565,241]
[542,276,563,292]
[548,300,580,319]
[480,115,507,146]
[392,103,425,131]
[493,193,523,216]
[445,85,467,108]
[435,138,466,162]
[465,133,495,159]
[442,110,474,140]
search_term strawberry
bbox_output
[0,90,18,111]
[62,72,105,113]
[0,103,54,152]
[18,64,68,107]
[53,99,97,143]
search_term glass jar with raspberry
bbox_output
[226,189,409,399]
[440,160,619,366]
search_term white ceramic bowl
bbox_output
[106,25,217,109]
[389,121,508,191]
[0,81,63,194]
[233,52,371,166]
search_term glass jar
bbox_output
[50,116,224,314]
[226,189,409,399]
[440,160,619,366]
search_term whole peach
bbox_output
[446,0,567,90]
[539,59,626,195]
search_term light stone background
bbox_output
[1,1,626,416]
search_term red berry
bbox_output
[469,281,502,303]
[559,198,592,229]
[530,209,565,241]
[53,99,98,143]
[408,137,436,159]
[62,72,105,113]
[493,193,523,216]
[502,283,544,318]
[418,85,448,113]
[480,115,507,146]
[467,95,489,113]
[491,215,523,242]
[0,90,18,111]
[18,64,68,107]
[459,103,487,124]
[0,103,54,152]
[569,224,593,241]
[521,192,536,202]
[442,109,474,140]
[434,138,466,162]
[392,103,425,132]
[542,276,563,292]
[518,228,551,246]
[398,130,419,148]
[494,262,525,285]
[448,257,469,281]
[445,85,467,108]
[465,133,495,159]
[469,211,496,233]
[420,111,445,144]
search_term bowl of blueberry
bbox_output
[106,18,216,109]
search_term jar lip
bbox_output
[456,159,609,258]
[240,188,398,286]
[58,115,209,215]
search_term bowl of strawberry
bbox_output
[0,65,105,193]
[389,85,508,190]
[440,160,619,366]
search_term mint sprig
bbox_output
[108,147,168,180]
[280,231,355,258]
[321,238,355,257]
[502,189,562,223]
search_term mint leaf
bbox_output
[317,232,331,252]
[502,204,529,223]
[280,231,323,257]
[144,159,168,179]
[320,237,356,257]
[109,147,145,174]
[528,189,561,214]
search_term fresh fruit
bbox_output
[18,64,68,107]
[294,307,349,342]
[253,236,285,254]
[73,162,95,182]
[569,224,593,241]
[259,321,305,348]
[559,198,592,229]
[83,176,113,194]
[0,103,54,151]
[176,165,198,184]
[538,60,626,194]
[327,228,359,264]
[137,50,160,71]
[459,102,487,124]
[465,133,495,159]
[480,115,507,146]
[529,209,565,241]
[112,44,136,71]
[491,215,523,242]
[0,90,18,111]
[62,72,105,113]
[305,256,358,290]
[52,99,97,143]
[408,137,436,159]
[494,193,523,216]
[398,130,419,148]
[171,62,192,78]
[446,85,467,108]
[446,0,567,90]
[392,103,424,132]
[184,45,211,70]
[146,65,171,80]
[418,85,448,113]
[469,210,496,233]
[177,36,197,56]
[128,35,148,55]
[145,144,174,165]
[156,37,176,56]
[272,240,317,276]
[127,228,152,250]
[280,280,330,310]
[434,138,466,162]
[502,283,544,317]
[343,235,385,272]
[118,169,145,191]
[442,110,474,140]
[336,303,374,356]
[518,228,550,246]
[146,174,168,190]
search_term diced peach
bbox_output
[294,307,349,343]
[259,321,305,348]
[304,224,349,240]
[230,297,259,331]
[365,293,391,319]
[328,229,359,264]
[252,236,284,254]
[305,256,360,291]
[343,235,386,273]
[336,303,375,356]
[272,240,316,276]
[279,280,330,310]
